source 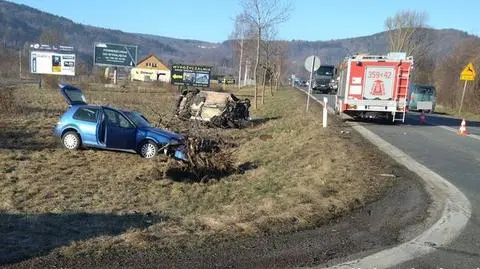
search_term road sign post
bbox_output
[459,63,476,114]
[304,55,321,112]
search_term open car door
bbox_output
[103,108,137,150]
[59,84,87,106]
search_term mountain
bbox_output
[0,0,475,77]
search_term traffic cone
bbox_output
[457,119,468,136]
[419,111,427,124]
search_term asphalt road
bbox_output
[312,91,480,268]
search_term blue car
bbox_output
[54,84,187,160]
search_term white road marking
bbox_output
[437,125,480,141]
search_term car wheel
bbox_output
[139,141,158,159]
[62,131,81,150]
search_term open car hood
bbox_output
[59,84,87,106]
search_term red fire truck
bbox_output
[335,53,413,123]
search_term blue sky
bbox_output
[9,0,480,42]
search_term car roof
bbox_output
[70,104,132,112]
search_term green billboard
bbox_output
[171,64,212,88]
[94,42,137,67]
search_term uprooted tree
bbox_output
[239,0,292,109]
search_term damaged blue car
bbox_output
[54,84,186,160]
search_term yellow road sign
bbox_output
[460,63,476,81]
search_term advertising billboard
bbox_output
[171,64,212,88]
[94,43,137,67]
[30,51,76,76]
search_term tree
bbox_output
[271,41,288,92]
[240,0,292,109]
[230,14,247,89]
[434,38,480,112]
[260,27,277,104]
[384,10,428,56]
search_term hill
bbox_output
[0,0,475,77]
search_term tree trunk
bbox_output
[262,68,267,104]
[253,27,261,109]
[276,62,282,91]
[238,37,244,89]
[270,76,273,96]
[275,73,280,91]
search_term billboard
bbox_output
[171,64,212,88]
[30,44,76,76]
[94,42,137,67]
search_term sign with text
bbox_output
[94,42,137,67]
[171,64,212,88]
[30,51,76,76]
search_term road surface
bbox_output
[312,91,480,268]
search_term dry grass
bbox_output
[0,83,398,263]
[435,104,480,121]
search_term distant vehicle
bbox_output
[312,65,338,94]
[408,84,437,113]
[54,84,187,160]
[335,53,414,123]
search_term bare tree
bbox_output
[271,41,288,92]
[384,10,428,55]
[260,27,277,104]
[230,14,247,89]
[240,0,292,109]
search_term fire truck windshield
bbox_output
[316,66,334,76]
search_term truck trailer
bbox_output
[335,53,413,123]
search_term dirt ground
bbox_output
[5,171,429,269]
[0,83,430,267]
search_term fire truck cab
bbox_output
[335,52,413,123]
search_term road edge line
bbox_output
[438,125,480,141]
[292,86,472,268]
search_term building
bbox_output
[131,54,171,82]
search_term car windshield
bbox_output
[316,66,334,76]
[416,86,436,95]
[124,111,151,128]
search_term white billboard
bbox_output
[30,51,76,76]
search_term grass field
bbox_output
[0,82,400,264]
[435,104,480,121]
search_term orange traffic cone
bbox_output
[419,111,427,124]
[457,119,468,136]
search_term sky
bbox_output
[8,0,480,43]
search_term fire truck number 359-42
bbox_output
[368,71,392,79]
